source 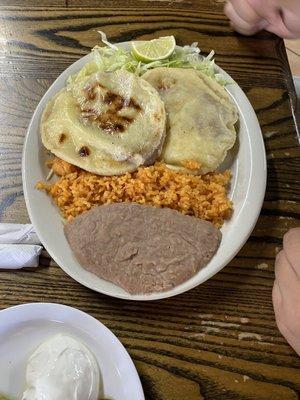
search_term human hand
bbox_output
[273,228,300,355]
[225,0,300,39]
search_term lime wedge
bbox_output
[132,36,176,62]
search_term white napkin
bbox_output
[0,224,43,269]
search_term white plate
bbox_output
[22,44,267,301]
[0,303,144,399]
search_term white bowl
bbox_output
[0,303,144,399]
[22,46,266,301]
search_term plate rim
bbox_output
[0,302,145,400]
[22,45,267,301]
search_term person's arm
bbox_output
[273,228,300,355]
[225,0,300,38]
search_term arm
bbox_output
[273,228,300,355]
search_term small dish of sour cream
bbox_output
[21,334,100,400]
[0,303,144,400]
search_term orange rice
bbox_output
[37,161,232,227]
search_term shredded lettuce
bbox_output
[68,31,231,86]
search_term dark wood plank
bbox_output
[0,0,65,5]
[67,0,225,11]
[0,78,50,223]
[0,0,225,11]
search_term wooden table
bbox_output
[0,1,299,398]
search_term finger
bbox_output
[272,281,285,337]
[280,6,300,38]
[248,0,300,38]
[252,4,298,39]
[224,1,267,35]
[229,0,262,24]
[283,228,300,279]
[273,279,300,356]
[274,250,300,304]
[272,280,283,312]
[266,21,297,39]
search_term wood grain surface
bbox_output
[0,1,299,399]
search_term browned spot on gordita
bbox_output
[103,92,124,111]
[121,116,133,123]
[85,83,142,113]
[59,133,66,143]
[128,98,142,111]
[81,83,142,134]
[103,92,142,112]
[85,82,105,101]
[78,146,90,157]
[99,119,126,133]
[86,89,96,101]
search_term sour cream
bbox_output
[21,334,100,400]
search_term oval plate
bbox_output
[0,303,144,399]
[22,44,267,301]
